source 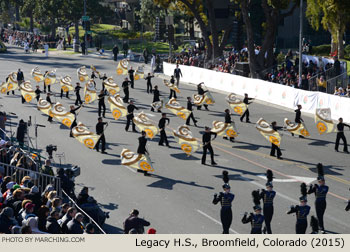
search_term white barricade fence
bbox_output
[163,62,350,123]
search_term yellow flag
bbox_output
[103,77,120,95]
[77,66,89,83]
[151,101,163,111]
[211,121,239,138]
[72,122,101,149]
[37,98,52,115]
[133,112,159,139]
[2,72,18,93]
[84,80,97,104]
[60,76,74,92]
[315,108,337,135]
[284,118,310,137]
[108,94,127,120]
[90,65,101,78]
[121,148,154,172]
[44,70,57,86]
[134,66,144,80]
[19,81,36,103]
[31,66,44,83]
[173,125,199,156]
[164,98,190,120]
[164,79,180,93]
[116,59,129,75]
[256,118,281,147]
[0,82,7,94]
[49,103,75,128]
[226,93,248,116]
[204,91,215,105]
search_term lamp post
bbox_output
[84,0,88,55]
[298,0,303,88]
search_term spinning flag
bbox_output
[77,66,89,83]
[151,100,163,112]
[1,72,18,93]
[121,148,154,173]
[44,70,57,86]
[134,66,144,80]
[19,81,36,103]
[116,59,128,75]
[60,76,74,92]
[103,77,120,95]
[163,79,180,93]
[173,125,199,156]
[49,102,75,128]
[284,118,310,137]
[72,122,101,149]
[84,80,97,104]
[226,93,247,116]
[31,67,44,83]
[315,108,337,135]
[256,118,281,147]
[211,121,239,138]
[133,112,159,139]
[90,65,101,78]
[164,98,190,120]
[108,94,127,121]
[192,91,215,106]
[37,98,52,115]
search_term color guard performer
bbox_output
[74,82,83,106]
[125,100,138,132]
[335,117,350,153]
[158,113,170,147]
[223,109,235,142]
[69,104,82,137]
[95,117,108,154]
[270,121,283,160]
[240,93,253,123]
[201,126,217,165]
[137,131,150,176]
[186,97,198,126]
[197,83,209,111]
[98,90,107,118]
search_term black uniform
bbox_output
[225,112,234,141]
[260,190,276,234]
[174,68,182,87]
[74,86,83,105]
[60,89,69,99]
[335,122,350,152]
[158,117,170,146]
[35,89,42,101]
[240,97,253,122]
[292,108,304,137]
[151,89,160,112]
[242,213,265,234]
[98,92,107,118]
[287,205,311,234]
[137,136,148,154]
[270,125,282,158]
[186,101,197,126]
[202,131,217,165]
[46,95,53,122]
[125,104,138,132]
[308,184,328,231]
[122,80,130,103]
[128,69,135,88]
[99,75,107,91]
[169,78,177,99]
[69,106,81,137]
[197,86,208,110]
[145,75,154,94]
[95,122,107,152]
[213,192,235,234]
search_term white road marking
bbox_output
[124,166,137,173]
[257,174,316,184]
[196,209,239,234]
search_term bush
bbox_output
[344,45,350,56]
[311,44,331,56]
[0,41,7,53]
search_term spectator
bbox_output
[59,203,70,219]
[112,44,119,61]
[37,205,50,232]
[317,76,327,93]
[46,210,61,234]
[60,207,76,233]
[16,119,27,147]
[0,112,7,140]
[67,212,84,234]
[40,159,54,176]
[21,225,32,234]
[21,202,36,221]
[51,197,62,212]
[45,190,57,208]
[23,216,47,234]
[84,223,95,234]
[0,207,17,234]
[123,209,150,234]
[334,87,340,95]
[25,186,42,212]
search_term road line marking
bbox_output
[196,209,239,234]
[124,166,137,173]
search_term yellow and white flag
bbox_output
[204,91,215,105]
[49,102,75,128]
[121,148,154,172]
[1,72,18,93]
[164,98,190,120]
[116,59,129,75]
[211,121,239,138]
[284,118,310,137]
[60,76,74,92]
[315,108,337,135]
[37,98,52,115]
[84,80,97,104]
[19,81,36,103]
[151,101,163,111]
[164,79,180,93]
[72,122,101,149]
[133,112,159,139]
[77,66,89,83]
[31,66,44,83]
[44,70,57,86]
[173,125,199,156]
[226,93,248,116]
[108,94,127,121]
[103,77,120,95]
[256,118,281,147]
[134,66,144,80]
[90,65,101,78]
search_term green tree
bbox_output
[306,0,350,59]
[137,0,166,29]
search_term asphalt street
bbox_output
[0,46,349,234]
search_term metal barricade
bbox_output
[0,162,61,197]
[326,72,348,94]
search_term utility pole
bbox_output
[84,0,88,55]
[298,0,303,88]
